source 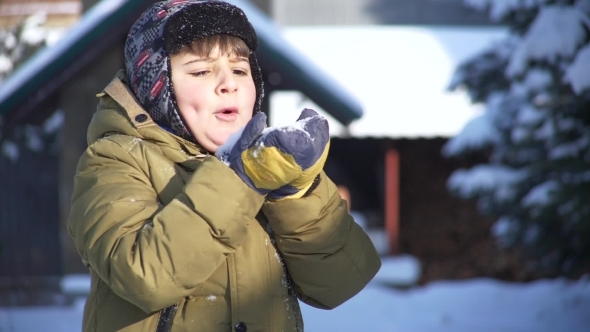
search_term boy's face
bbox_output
[170,46,256,153]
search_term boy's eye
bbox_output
[233,69,248,76]
[190,71,209,77]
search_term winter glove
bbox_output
[266,108,330,201]
[215,112,305,195]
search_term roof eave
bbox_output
[0,0,364,126]
[0,0,145,123]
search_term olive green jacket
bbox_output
[67,71,381,332]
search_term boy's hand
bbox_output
[266,109,330,200]
[216,113,310,195]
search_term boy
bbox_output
[67,1,381,331]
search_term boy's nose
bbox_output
[217,70,238,94]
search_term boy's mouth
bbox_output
[218,107,238,114]
[215,107,239,122]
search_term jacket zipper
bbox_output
[155,303,179,332]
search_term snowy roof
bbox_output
[269,26,508,138]
[225,0,363,125]
[0,0,363,126]
[0,0,144,124]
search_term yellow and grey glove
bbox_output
[215,112,304,195]
[266,108,330,200]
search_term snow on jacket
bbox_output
[67,70,381,332]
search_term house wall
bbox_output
[326,137,531,283]
[393,138,531,283]
[0,143,61,278]
[55,0,127,275]
[58,39,125,274]
[0,139,62,305]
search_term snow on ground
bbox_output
[302,277,590,332]
[1,257,589,332]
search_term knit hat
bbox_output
[124,0,264,141]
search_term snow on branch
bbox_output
[0,12,68,83]
[442,113,501,157]
[515,104,545,126]
[447,164,527,201]
[464,0,548,21]
[0,109,64,162]
[549,135,590,160]
[507,5,590,77]
[521,180,559,208]
[564,44,590,94]
[451,0,590,273]
[0,12,69,162]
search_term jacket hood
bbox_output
[124,0,264,142]
[88,70,204,162]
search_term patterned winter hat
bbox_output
[124,0,264,142]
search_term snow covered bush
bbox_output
[0,12,63,83]
[0,13,67,162]
[444,0,590,275]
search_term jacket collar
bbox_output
[92,70,207,160]
[103,70,157,131]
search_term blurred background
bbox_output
[1,0,590,331]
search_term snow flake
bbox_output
[125,137,143,152]
[215,126,244,165]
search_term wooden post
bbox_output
[385,144,400,255]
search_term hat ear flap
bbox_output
[249,52,265,114]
